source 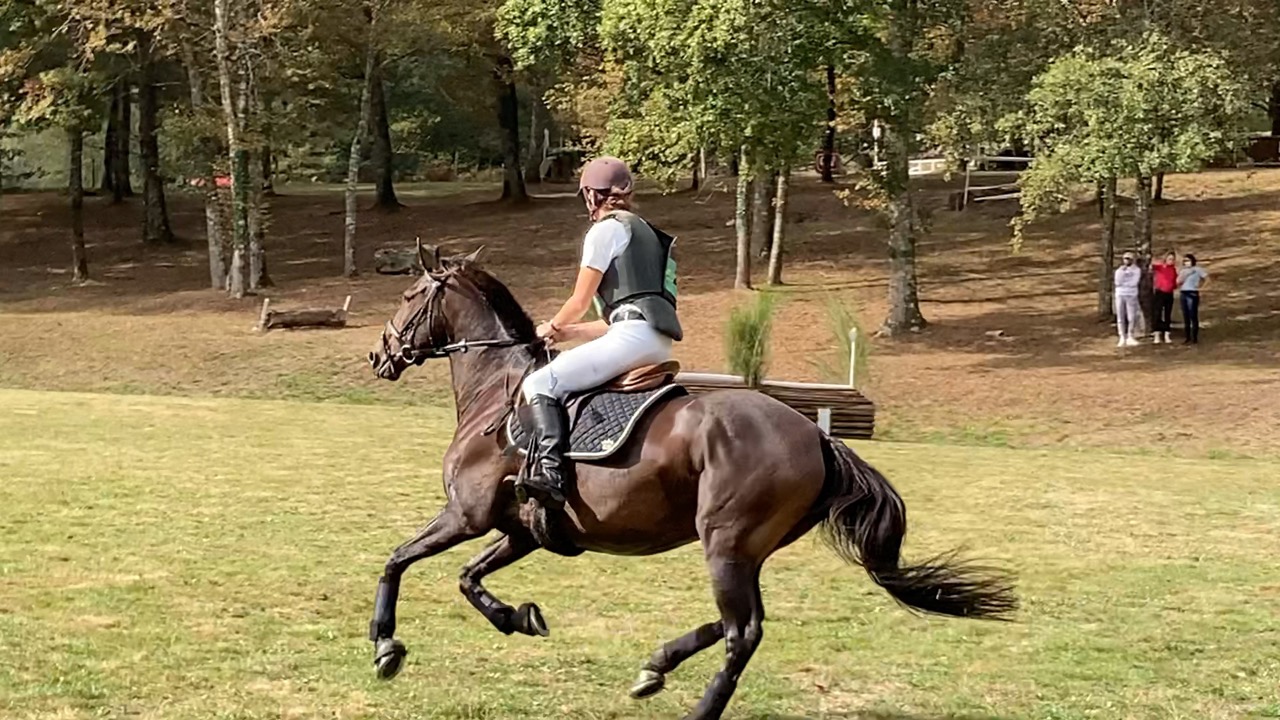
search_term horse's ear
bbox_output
[459,246,485,266]
[416,237,441,273]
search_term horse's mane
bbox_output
[455,264,537,343]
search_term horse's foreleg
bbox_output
[459,532,548,637]
[629,621,725,699]
[370,506,485,680]
[682,557,765,720]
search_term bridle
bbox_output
[382,267,526,365]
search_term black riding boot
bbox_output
[520,395,569,507]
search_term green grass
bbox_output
[1,389,1279,719]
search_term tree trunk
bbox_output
[525,92,543,184]
[215,0,249,297]
[880,123,925,335]
[1269,80,1280,137]
[750,170,773,258]
[101,90,118,196]
[113,81,134,200]
[767,169,788,286]
[734,149,751,290]
[249,150,271,289]
[345,38,378,278]
[494,56,528,203]
[1097,176,1117,320]
[180,33,228,290]
[261,144,275,196]
[820,64,837,183]
[1133,174,1154,335]
[68,128,88,283]
[1153,171,1164,202]
[370,64,400,210]
[249,87,272,289]
[690,152,701,191]
[138,42,174,244]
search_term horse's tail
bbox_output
[817,435,1018,620]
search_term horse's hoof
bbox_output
[373,638,407,680]
[514,602,549,637]
[629,668,666,699]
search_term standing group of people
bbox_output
[1113,251,1209,347]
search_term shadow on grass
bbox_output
[747,707,1008,712]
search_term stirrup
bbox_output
[516,475,565,507]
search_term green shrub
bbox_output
[725,291,777,387]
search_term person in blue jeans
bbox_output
[1177,253,1209,344]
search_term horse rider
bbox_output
[518,156,682,508]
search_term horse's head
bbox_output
[369,241,535,381]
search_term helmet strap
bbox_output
[584,188,607,220]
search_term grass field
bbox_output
[2,388,1278,720]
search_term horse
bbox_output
[365,245,1017,720]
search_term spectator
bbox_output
[1178,253,1209,344]
[1151,250,1178,344]
[1114,251,1143,347]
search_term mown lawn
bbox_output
[1,389,1277,719]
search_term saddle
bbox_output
[506,361,687,461]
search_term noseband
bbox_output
[384,268,524,363]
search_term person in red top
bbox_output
[1151,250,1178,344]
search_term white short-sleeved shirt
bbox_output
[580,218,631,273]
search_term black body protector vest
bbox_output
[593,210,683,342]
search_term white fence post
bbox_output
[847,327,859,389]
[817,408,832,433]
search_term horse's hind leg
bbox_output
[683,556,765,720]
[630,621,725,699]
[459,532,548,637]
[370,506,485,680]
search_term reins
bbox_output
[386,265,545,437]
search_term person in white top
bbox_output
[516,156,681,507]
[1113,251,1143,347]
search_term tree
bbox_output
[137,35,174,244]
[214,0,252,296]
[842,0,970,335]
[174,0,229,290]
[820,65,836,183]
[767,169,788,285]
[493,53,528,202]
[6,4,106,280]
[1013,33,1253,321]
[46,0,180,241]
[734,151,751,288]
[343,9,378,278]
[369,62,401,210]
[68,125,88,282]
[503,0,825,287]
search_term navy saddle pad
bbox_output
[507,384,687,461]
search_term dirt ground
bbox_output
[1,169,1278,457]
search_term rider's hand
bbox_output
[536,321,560,342]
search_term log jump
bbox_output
[675,372,876,439]
[257,295,352,331]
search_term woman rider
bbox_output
[519,156,682,507]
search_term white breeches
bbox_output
[522,321,673,401]
[1115,295,1142,338]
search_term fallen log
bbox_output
[675,372,875,439]
[258,295,352,331]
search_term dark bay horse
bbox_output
[366,247,1017,720]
